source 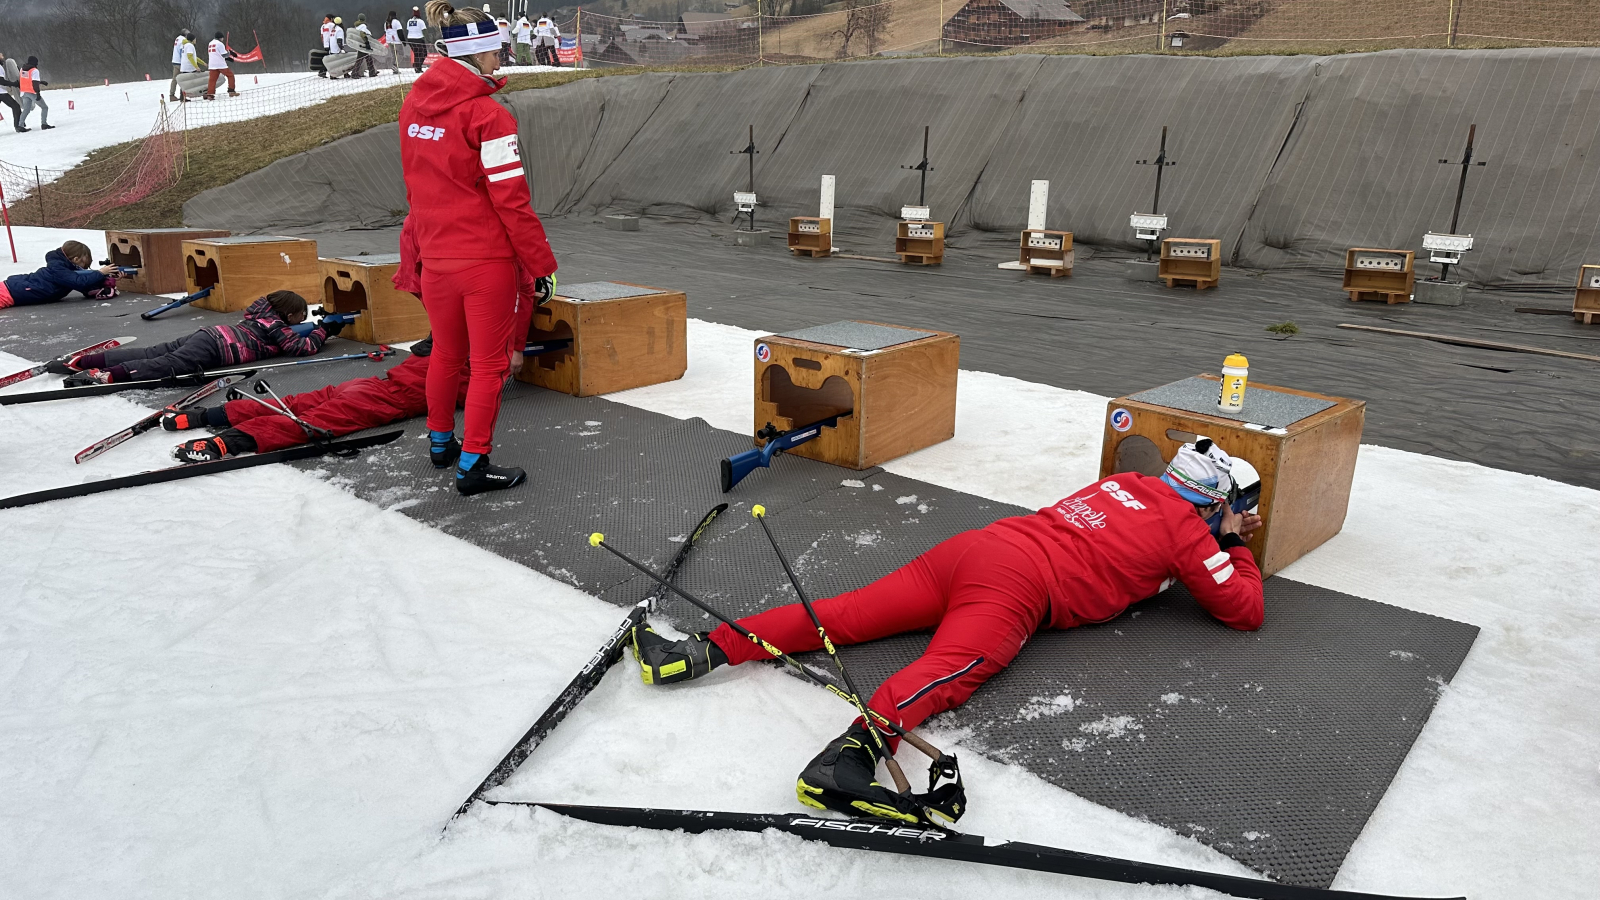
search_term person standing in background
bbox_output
[0,51,24,132]
[203,34,237,100]
[513,15,532,65]
[399,0,558,495]
[18,56,51,129]
[348,14,379,77]
[496,17,512,66]
[168,30,190,100]
[384,11,404,73]
[333,16,347,52]
[405,7,428,72]
[533,16,559,67]
[176,34,203,99]
[319,14,338,77]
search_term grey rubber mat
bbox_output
[775,320,936,351]
[1129,376,1337,429]
[559,281,663,302]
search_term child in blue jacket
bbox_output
[62,291,342,385]
[1,241,119,309]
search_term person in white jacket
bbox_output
[533,16,559,67]
[404,6,427,72]
[384,10,404,73]
[203,32,237,99]
[168,29,193,100]
[347,13,378,77]
[513,15,532,65]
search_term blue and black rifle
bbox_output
[141,286,212,320]
[290,312,362,337]
[720,416,840,493]
[1205,479,1262,537]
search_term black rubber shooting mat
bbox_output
[1130,377,1336,429]
[0,290,1477,886]
[775,321,936,351]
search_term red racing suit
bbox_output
[224,352,467,453]
[709,473,1264,745]
[398,57,556,455]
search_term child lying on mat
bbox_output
[59,291,341,386]
[1,240,120,309]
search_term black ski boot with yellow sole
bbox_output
[796,722,925,824]
[630,626,728,685]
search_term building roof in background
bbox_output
[678,11,737,36]
[994,0,1086,21]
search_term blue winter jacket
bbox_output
[3,249,108,306]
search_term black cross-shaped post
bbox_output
[1135,125,1177,261]
[1436,123,1488,281]
[729,125,759,232]
[901,125,934,207]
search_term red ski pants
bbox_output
[421,259,518,455]
[709,528,1050,747]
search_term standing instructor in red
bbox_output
[400,0,557,495]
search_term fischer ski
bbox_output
[74,374,248,464]
[0,429,403,509]
[495,804,1465,900]
[450,503,730,823]
[0,349,394,406]
[0,336,136,390]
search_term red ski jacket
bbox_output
[988,472,1265,631]
[398,57,557,280]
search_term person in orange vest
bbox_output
[17,56,51,130]
[203,32,238,100]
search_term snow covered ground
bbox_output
[1,301,1596,899]
[0,65,559,178]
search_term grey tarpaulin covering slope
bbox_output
[0,292,1478,887]
[185,49,1600,288]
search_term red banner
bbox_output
[229,44,264,63]
[556,36,581,64]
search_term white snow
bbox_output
[0,243,1597,899]
[0,67,559,180]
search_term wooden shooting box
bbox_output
[105,228,230,295]
[1099,375,1365,578]
[1019,229,1074,277]
[1574,264,1600,325]
[1158,238,1222,290]
[516,281,686,396]
[895,220,945,266]
[184,236,321,313]
[318,254,429,345]
[753,320,958,470]
[788,217,833,258]
[1344,248,1415,304]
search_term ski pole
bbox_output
[749,505,956,776]
[589,533,942,821]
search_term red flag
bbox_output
[229,44,264,63]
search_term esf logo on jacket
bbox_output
[406,123,448,141]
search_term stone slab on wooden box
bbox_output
[517,281,687,397]
[753,320,958,470]
[184,236,321,313]
[106,228,230,295]
[1099,375,1365,578]
[319,254,429,345]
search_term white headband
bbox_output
[442,20,501,56]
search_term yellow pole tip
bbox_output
[751,504,766,518]
[589,533,604,547]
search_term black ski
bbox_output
[492,803,1463,900]
[451,503,730,821]
[0,429,404,509]
[0,349,394,406]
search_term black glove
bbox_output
[320,318,347,337]
[533,275,556,306]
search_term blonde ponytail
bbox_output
[425,0,489,28]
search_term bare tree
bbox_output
[833,0,888,58]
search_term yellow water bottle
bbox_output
[1218,353,1248,412]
